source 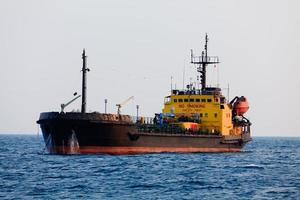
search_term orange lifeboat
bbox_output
[233,96,249,116]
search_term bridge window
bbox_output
[196,98,200,102]
[189,99,194,102]
[164,97,171,103]
[174,99,177,103]
[220,97,226,103]
[207,99,212,102]
[205,113,208,117]
[201,99,206,103]
[179,99,183,102]
[215,98,219,102]
[200,113,203,117]
[214,113,218,118]
[184,99,188,102]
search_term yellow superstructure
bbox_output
[157,33,250,137]
[162,93,233,136]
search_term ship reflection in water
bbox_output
[37,34,252,154]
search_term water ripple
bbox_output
[0,135,300,199]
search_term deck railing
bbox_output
[130,116,154,124]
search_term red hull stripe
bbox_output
[49,146,241,154]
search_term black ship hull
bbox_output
[37,112,251,154]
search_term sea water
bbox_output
[0,135,299,200]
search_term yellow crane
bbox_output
[116,96,134,115]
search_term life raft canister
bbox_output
[233,96,249,116]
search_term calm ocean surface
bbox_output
[0,135,299,200]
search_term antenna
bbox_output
[182,61,186,90]
[171,76,173,94]
[227,83,230,102]
[205,33,208,59]
[217,64,220,87]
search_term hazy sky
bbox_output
[1,0,299,136]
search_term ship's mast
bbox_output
[203,34,208,90]
[191,34,219,92]
[81,49,90,113]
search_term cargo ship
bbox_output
[37,34,252,154]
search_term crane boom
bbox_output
[61,95,81,113]
[116,96,134,115]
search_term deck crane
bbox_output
[60,93,81,113]
[116,96,134,115]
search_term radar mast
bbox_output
[191,34,219,93]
